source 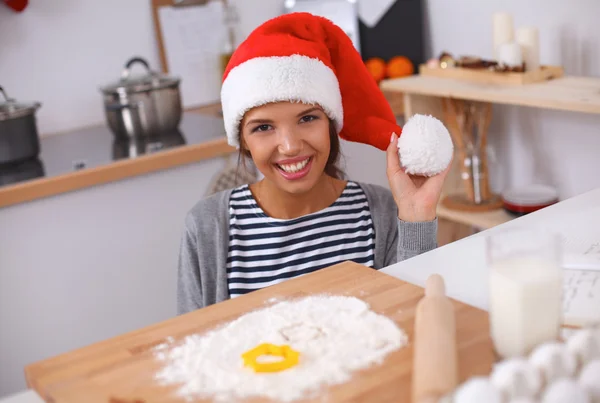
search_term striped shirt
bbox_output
[226,181,375,298]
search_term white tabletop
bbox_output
[382,187,600,311]
[0,391,43,403]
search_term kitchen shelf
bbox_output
[380,75,600,115]
[436,201,514,230]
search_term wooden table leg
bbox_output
[441,98,503,212]
[403,93,413,118]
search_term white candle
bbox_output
[498,42,523,68]
[516,27,540,71]
[493,12,514,61]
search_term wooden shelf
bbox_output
[380,75,600,115]
[436,201,514,230]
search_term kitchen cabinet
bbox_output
[0,155,227,397]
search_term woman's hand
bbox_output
[386,133,451,222]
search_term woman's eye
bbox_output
[252,124,272,133]
[300,115,318,123]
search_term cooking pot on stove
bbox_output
[100,57,182,140]
[0,86,42,165]
[0,158,45,186]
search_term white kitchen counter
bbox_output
[382,187,600,311]
[0,391,43,403]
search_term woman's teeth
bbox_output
[277,158,310,173]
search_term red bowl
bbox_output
[502,185,559,215]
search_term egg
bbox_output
[579,360,600,403]
[542,378,591,403]
[397,114,454,177]
[491,358,543,399]
[453,376,503,403]
[567,329,600,369]
[529,342,578,384]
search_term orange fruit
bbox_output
[386,56,414,78]
[364,57,387,82]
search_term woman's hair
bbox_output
[237,118,345,180]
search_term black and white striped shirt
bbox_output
[226,181,375,298]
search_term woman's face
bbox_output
[241,101,331,195]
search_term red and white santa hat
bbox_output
[220,12,401,151]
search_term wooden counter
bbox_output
[0,111,236,209]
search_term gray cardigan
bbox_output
[177,182,437,314]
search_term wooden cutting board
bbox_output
[25,261,495,403]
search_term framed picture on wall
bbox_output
[284,0,361,52]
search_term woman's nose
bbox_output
[277,128,302,155]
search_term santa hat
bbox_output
[220,12,401,151]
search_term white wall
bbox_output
[0,0,283,137]
[424,0,600,198]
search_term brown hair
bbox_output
[237,118,345,180]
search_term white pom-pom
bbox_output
[453,376,503,403]
[579,360,600,403]
[397,114,453,177]
[529,342,578,384]
[542,378,591,403]
[567,329,600,369]
[491,358,543,399]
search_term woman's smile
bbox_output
[275,156,313,180]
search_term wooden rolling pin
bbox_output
[412,274,459,403]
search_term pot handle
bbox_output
[121,57,151,80]
[0,86,12,103]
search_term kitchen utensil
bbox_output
[0,86,42,165]
[25,261,495,403]
[100,57,182,139]
[412,274,459,403]
[502,184,559,216]
[0,158,44,186]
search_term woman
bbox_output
[177,13,450,313]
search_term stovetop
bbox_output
[0,112,226,189]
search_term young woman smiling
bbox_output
[177,13,450,313]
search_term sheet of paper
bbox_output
[158,3,226,107]
[562,269,600,327]
[357,0,396,28]
[534,201,600,326]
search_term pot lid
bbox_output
[100,57,180,95]
[0,86,41,121]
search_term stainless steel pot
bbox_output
[100,57,182,139]
[0,86,42,165]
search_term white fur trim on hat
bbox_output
[220,55,343,148]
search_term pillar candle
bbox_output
[493,12,514,61]
[498,42,523,68]
[516,27,540,71]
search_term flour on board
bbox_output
[154,295,408,402]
